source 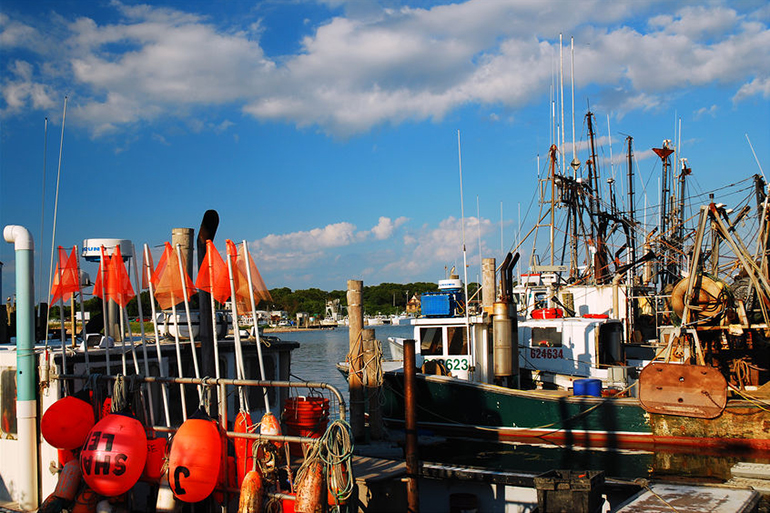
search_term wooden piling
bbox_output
[404,338,420,512]
[362,328,383,440]
[347,279,365,441]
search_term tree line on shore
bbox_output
[45,281,481,319]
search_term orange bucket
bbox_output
[283,397,329,456]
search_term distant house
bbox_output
[406,294,421,315]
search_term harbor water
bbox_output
[281,325,770,484]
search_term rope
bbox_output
[728,383,770,412]
[293,419,355,510]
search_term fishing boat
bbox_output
[378,116,770,454]
[0,218,352,512]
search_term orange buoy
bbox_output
[234,411,254,485]
[260,412,283,449]
[53,459,81,501]
[237,468,264,513]
[168,415,222,503]
[143,436,167,481]
[41,394,95,449]
[80,413,147,497]
[294,461,323,513]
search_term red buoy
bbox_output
[80,413,147,496]
[41,395,95,449]
[168,416,222,503]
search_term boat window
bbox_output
[420,327,443,355]
[447,326,467,355]
[531,327,561,348]
[1,367,17,435]
[597,322,624,366]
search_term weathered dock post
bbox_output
[347,279,365,440]
[404,338,420,512]
[362,328,383,440]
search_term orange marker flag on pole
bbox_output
[93,247,109,299]
[50,246,80,304]
[237,243,272,304]
[106,245,135,308]
[152,242,196,310]
[196,240,230,304]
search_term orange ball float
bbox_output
[41,395,95,449]
[168,416,222,503]
[80,413,147,497]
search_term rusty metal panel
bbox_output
[638,362,727,419]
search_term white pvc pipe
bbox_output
[4,225,39,511]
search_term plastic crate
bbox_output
[421,292,455,317]
[534,470,605,513]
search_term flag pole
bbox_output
[175,243,203,404]
[99,247,111,376]
[113,247,140,375]
[242,240,270,412]
[74,245,90,373]
[131,243,155,427]
[169,278,189,420]
[55,249,68,391]
[226,241,249,413]
[144,244,171,426]
[205,242,222,380]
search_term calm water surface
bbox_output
[277,325,770,482]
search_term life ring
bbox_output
[532,308,563,319]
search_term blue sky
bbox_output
[1,0,769,301]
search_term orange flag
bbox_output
[195,240,230,305]
[106,245,135,308]
[93,247,109,299]
[226,240,272,314]
[237,243,272,304]
[151,242,196,310]
[50,246,80,304]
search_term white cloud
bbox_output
[733,76,770,102]
[385,215,494,276]
[258,222,358,252]
[1,1,769,135]
[694,104,718,119]
[369,216,409,240]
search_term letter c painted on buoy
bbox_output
[173,466,190,495]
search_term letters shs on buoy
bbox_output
[80,413,147,497]
[168,412,222,503]
[41,392,95,449]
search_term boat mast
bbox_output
[653,141,675,286]
[457,131,472,371]
[626,136,637,268]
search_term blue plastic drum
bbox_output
[573,378,602,397]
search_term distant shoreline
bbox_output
[263,326,344,333]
